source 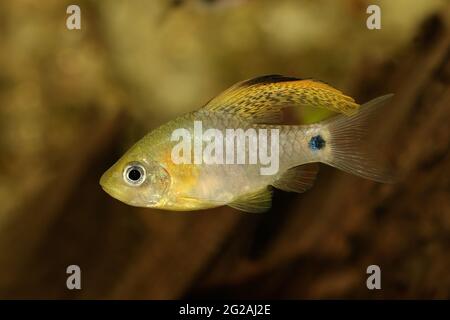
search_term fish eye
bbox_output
[123,163,146,186]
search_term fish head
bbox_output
[100,144,171,208]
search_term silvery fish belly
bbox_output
[100,74,394,213]
[168,112,284,206]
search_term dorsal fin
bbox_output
[272,163,319,193]
[228,187,273,213]
[202,75,360,124]
[239,74,302,86]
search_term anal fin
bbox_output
[272,163,319,193]
[228,187,273,213]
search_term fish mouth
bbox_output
[99,169,142,206]
[99,172,107,189]
[99,175,127,204]
[99,166,163,208]
[99,170,119,198]
[99,171,110,191]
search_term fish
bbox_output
[100,75,393,213]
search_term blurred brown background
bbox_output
[0,0,449,299]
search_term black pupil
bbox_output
[128,168,142,181]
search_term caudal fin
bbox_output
[322,94,395,183]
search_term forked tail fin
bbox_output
[322,94,395,183]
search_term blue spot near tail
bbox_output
[309,135,326,151]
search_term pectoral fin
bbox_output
[228,187,273,213]
[202,75,360,124]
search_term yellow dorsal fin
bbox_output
[202,75,360,123]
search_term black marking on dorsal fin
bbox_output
[239,75,334,89]
[239,74,303,87]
